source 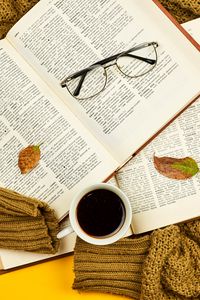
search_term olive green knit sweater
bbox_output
[0,187,60,254]
[73,221,200,300]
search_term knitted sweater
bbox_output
[73,221,200,300]
[0,187,60,254]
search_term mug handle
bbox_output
[57,225,74,239]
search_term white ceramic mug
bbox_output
[57,183,132,245]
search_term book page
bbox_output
[107,176,133,237]
[107,176,119,188]
[182,18,200,42]
[116,97,200,234]
[7,0,200,164]
[0,40,118,221]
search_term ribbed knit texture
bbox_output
[0,0,200,39]
[73,220,200,299]
[140,221,200,300]
[0,187,60,254]
[73,235,150,299]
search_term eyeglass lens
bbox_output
[66,65,106,100]
[116,44,157,77]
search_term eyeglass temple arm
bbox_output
[125,54,156,65]
[73,71,87,97]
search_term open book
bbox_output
[114,18,200,235]
[115,95,200,234]
[0,0,200,270]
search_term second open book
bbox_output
[0,1,200,223]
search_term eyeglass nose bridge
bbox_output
[103,60,117,69]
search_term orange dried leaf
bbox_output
[18,145,41,174]
[153,155,199,180]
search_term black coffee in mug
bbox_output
[77,189,125,237]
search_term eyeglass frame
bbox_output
[60,41,158,100]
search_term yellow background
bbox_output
[0,254,125,300]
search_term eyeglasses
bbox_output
[61,42,158,100]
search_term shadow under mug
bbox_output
[57,183,132,245]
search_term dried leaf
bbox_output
[153,155,199,180]
[18,145,41,174]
